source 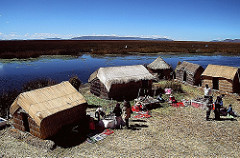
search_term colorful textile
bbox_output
[134,111,152,118]
[86,129,114,144]
[171,102,184,107]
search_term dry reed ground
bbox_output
[1,81,240,157]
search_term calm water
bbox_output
[0,53,240,92]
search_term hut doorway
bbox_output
[212,77,219,90]
[183,71,187,82]
[22,113,30,132]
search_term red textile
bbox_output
[132,105,142,112]
[102,129,114,135]
[171,102,184,107]
[134,111,152,118]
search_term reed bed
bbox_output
[1,40,240,59]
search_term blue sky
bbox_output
[0,0,240,41]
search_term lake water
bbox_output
[0,53,240,92]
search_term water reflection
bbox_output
[0,53,240,92]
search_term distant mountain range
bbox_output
[1,36,240,42]
[70,36,173,41]
[211,39,240,43]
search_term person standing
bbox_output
[214,96,222,120]
[204,84,212,98]
[113,103,124,129]
[206,96,213,121]
[123,100,132,129]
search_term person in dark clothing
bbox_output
[206,96,213,121]
[113,103,122,117]
[113,103,124,129]
[214,96,223,120]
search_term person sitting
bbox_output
[95,107,106,122]
[157,93,165,103]
[227,104,239,117]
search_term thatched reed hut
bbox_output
[201,64,240,93]
[88,65,156,100]
[147,56,173,80]
[175,61,204,85]
[10,81,88,139]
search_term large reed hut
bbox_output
[10,81,88,139]
[88,65,156,100]
[175,61,204,85]
[147,56,173,80]
[201,64,240,93]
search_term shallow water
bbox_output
[0,53,240,92]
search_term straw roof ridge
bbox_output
[147,56,171,70]
[176,61,202,74]
[202,64,239,80]
[89,65,155,91]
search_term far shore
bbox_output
[1,40,240,59]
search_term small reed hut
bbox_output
[147,56,173,80]
[175,61,204,85]
[88,65,156,100]
[201,64,240,93]
[10,81,88,139]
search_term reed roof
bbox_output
[88,65,155,91]
[147,56,171,70]
[202,64,239,80]
[10,81,86,126]
[176,61,202,74]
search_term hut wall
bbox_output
[108,81,141,101]
[193,67,204,86]
[13,103,87,139]
[40,103,88,139]
[186,72,195,85]
[12,111,27,132]
[176,68,203,86]
[90,78,101,97]
[28,117,42,138]
[201,76,213,89]
[90,78,109,99]
[202,76,234,93]
[108,80,152,101]
[176,70,195,85]
[218,78,234,93]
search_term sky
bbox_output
[0,0,240,41]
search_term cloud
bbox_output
[0,33,76,40]
[28,33,75,39]
[0,33,174,40]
